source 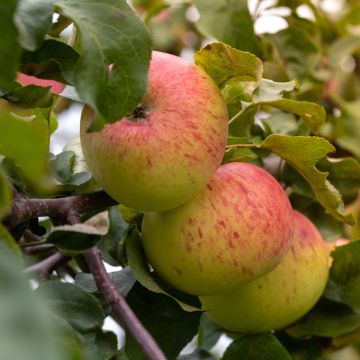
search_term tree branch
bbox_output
[3,190,117,229]
[84,248,167,360]
[23,252,71,278]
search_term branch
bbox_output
[84,248,167,360]
[23,252,71,278]
[3,190,117,229]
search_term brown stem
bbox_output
[23,252,71,278]
[3,190,117,229]
[84,248,167,360]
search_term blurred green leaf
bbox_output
[0,241,65,360]
[178,349,215,360]
[223,334,291,360]
[37,281,106,332]
[47,223,102,253]
[194,0,260,55]
[55,0,152,123]
[329,35,360,68]
[0,170,12,219]
[125,282,201,360]
[0,111,50,187]
[76,266,136,295]
[20,39,79,84]
[254,79,297,102]
[260,135,354,224]
[0,0,20,87]
[14,0,54,51]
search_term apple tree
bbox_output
[1,0,360,359]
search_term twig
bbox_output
[84,248,167,360]
[3,190,117,229]
[23,252,71,278]
[65,212,166,360]
[22,243,55,255]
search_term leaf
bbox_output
[76,266,136,296]
[14,0,54,51]
[126,227,200,312]
[198,314,223,352]
[125,282,201,360]
[260,135,354,224]
[1,84,54,108]
[178,349,215,360]
[222,147,257,164]
[253,79,298,102]
[55,0,152,123]
[0,111,50,187]
[0,241,64,360]
[0,170,12,219]
[328,35,360,68]
[82,330,118,360]
[0,224,21,256]
[47,223,102,253]
[325,241,360,312]
[194,42,263,90]
[37,282,106,332]
[0,0,21,87]
[52,151,76,183]
[98,206,129,266]
[20,39,80,84]
[288,299,360,337]
[223,334,291,360]
[194,0,260,55]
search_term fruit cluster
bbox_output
[80,52,330,334]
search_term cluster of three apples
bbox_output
[80,52,329,333]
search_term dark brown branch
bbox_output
[84,248,167,360]
[23,252,71,278]
[3,190,117,229]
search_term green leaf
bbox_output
[55,0,152,123]
[20,39,80,84]
[0,0,21,87]
[98,206,129,266]
[230,99,326,135]
[14,0,54,51]
[194,0,260,55]
[125,282,201,360]
[288,299,360,337]
[52,151,76,183]
[37,281,106,332]
[1,84,54,108]
[223,334,291,360]
[328,35,360,68]
[198,314,223,352]
[194,42,263,93]
[0,170,12,219]
[0,111,50,187]
[178,349,215,360]
[126,227,200,312]
[265,27,321,77]
[0,224,21,256]
[47,223,102,254]
[260,135,354,224]
[325,241,360,312]
[82,330,118,360]
[0,241,64,360]
[253,79,298,102]
[222,147,257,164]
[76,266,136,296]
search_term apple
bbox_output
[16,73,65,94]
[142,162,294,295]
[80,51,228,212]
[200,210,329,332]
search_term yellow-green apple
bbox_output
[17,73,65,94]
[200,210,329,332]
[142,162,294,295]
[80,51,228,211]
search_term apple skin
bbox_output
[80,51,228,211]
[17,73,65,94]
[200,210,329,333]
[142,162,294,295]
